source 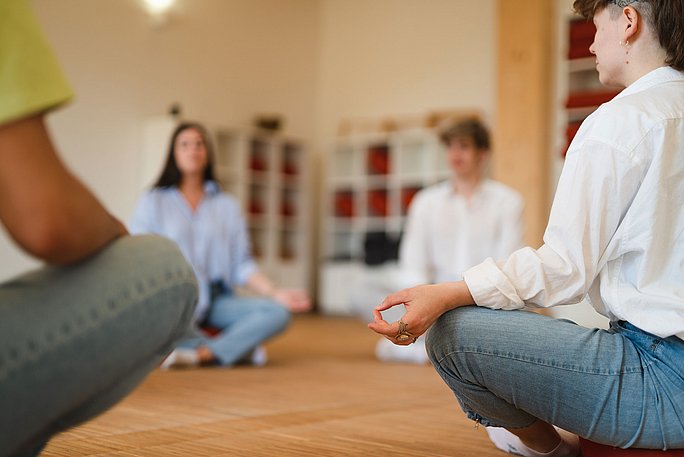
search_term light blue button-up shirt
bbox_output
[130,181,258,321]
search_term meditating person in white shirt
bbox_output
[374,117,524,364]
[370,1,684,455]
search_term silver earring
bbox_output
[625,40,630,64]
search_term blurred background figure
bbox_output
[131,122,311,369]
[356,117,524,363]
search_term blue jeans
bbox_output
[426,306,684,450]
[0,235,198,457]
[179,294,291,366]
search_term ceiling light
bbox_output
[143,0,174,15]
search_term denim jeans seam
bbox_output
[465,412,538,429]
[432,359,537,429]
[435,347,644,376]
[0,273,196,380]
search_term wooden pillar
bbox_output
[493,0,554,247]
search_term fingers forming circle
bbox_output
[394,320,415,344]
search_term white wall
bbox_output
[1,0,496,281]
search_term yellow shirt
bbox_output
[0,0,73,126]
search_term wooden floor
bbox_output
[44,315,502,456]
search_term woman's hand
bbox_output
[246,272,311,312]
[272,288,311,313]
[367,281,473,345]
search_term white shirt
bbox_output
[464,67,684,341]
[399,179,524,286]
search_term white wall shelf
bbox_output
[318,127,449,315]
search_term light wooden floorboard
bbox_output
[43,315,502,456]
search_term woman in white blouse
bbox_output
[370,0,684,455]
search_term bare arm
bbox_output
[0,115,127,265]
[245,270,311,313]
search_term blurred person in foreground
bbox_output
[0,1,198,455]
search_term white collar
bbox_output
[616,66,684,100]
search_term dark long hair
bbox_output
[153,122,217,188]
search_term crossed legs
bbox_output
[426,306,684,452]
[0,235,197,456]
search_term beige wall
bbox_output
[0,0,497,281]
[34,0,321,208]
[315,0,496,141]
[0,0,321,280]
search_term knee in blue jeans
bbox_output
[425,322,442,365]
[427,306,486,365]
[272,304,292,333]
[121,235,198,332]
[257,300,291,334]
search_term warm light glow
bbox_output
[143,0,174,15]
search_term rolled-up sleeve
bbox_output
[129,192,160,235]
[225,199,258,287]
[0,0,73,126]
[464,136,642,311]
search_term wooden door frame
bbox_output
[493,0,554,247]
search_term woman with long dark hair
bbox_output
[131,122,310,368]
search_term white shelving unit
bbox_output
[138,116,311,292]
[319,127,449,315]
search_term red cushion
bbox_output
[200,325,221,337]
[580,438,684,456]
